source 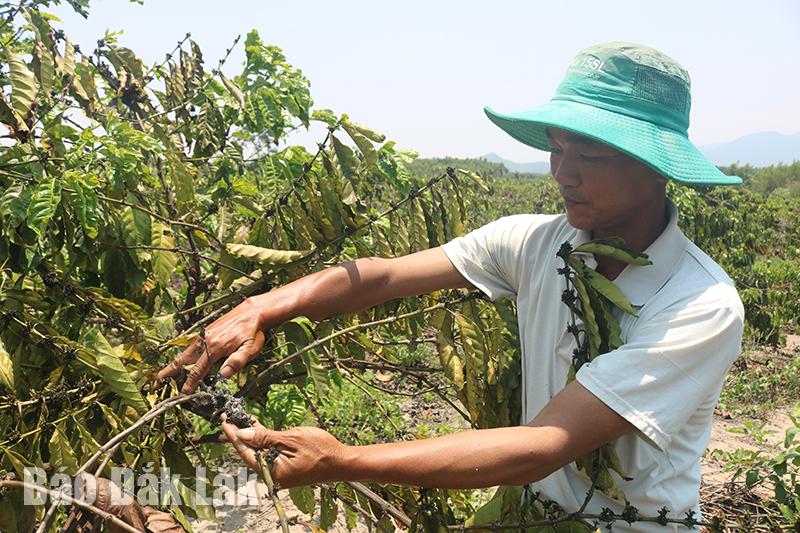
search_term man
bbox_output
[158,43,744,529]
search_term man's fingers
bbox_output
[235,426,278,450]
[218,333,264,379]
[180,350,215,394]
[156,339,201,381]
[220,418,260,471]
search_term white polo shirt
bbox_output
[441,202,744,532]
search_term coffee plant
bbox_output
[0,2,523,530]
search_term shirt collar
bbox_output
[567,199,688,307]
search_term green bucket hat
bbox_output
[485,42,742,186]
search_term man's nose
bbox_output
[552,152,581,187]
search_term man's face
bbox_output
[547,127,667,236]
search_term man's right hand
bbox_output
[156,297,268,393]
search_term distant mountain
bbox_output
[481,153,550,175]
[699,131,800,167]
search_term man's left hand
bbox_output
[220,417,348,488]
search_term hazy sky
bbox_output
[51,0,800,162]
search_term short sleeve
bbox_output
[575,280,744,451]
[441,215,553,302]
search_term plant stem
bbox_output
[243,294,478,396]
[256,451,290,533]
[0,480,145,533]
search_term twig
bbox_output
[346,481,412,527]
[143,32,192,86]
[77,392,209,475]
[338,368,405,437]
[331,487,391,531]
[0,480,145,533]
[123,244,257,281]
[36,392,209,533]
[243,294,479,396]
[144,35,241,121]
[256,451,290,533]
[96,192,222,248]
[446,511,720,531]
[370,336,438,346]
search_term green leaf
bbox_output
[72,415,101,462]
[49,421,79,474]
[464,485,523,525]
[311,108,338,126]
[283,317,330,399]
[0,338,15,392]
[0,183,31,226]
[574,238,652,266]
[567,256,636,315]
[6,50,37,128]
[301,348,329,400]
[26,172,62,237]
[151,221,178,286]
[319,487,338,530]
[570,274,601,359]
[83,328,148,413]
[785,426,799,448]
[225,243,312,266]
[2,447,31,478]
[288,486,315,515]
[23,8,52,45]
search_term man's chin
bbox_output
[564,211,593,231]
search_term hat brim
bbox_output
[484,101,741,186]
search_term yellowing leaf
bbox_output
[342,119,378,166]
[49,422,79,474]
[0,338,14,392]
[225,243,312,266]
[35,40,55,98]
[26,171,62,237]
[151,221,178,287]
[342,118,385,143]
[6,50,37,128]
[219,72,245,109]
[332,135,359,180]
[574,238,652,266]
[60,38,76,80]
[166,152,195,206]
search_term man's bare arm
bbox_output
[221,381,634,489]
[158,248,472,392]
[253,247,473,325]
